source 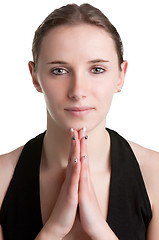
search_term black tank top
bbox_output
[0,129,152,239]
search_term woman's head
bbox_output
[32,3,123,71]
[29,4,127,133]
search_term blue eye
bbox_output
[91,67,105,74]
[51,68,67,75]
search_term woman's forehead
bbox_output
[39,24,117,62]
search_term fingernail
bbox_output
[70,128,74,133]
[83,127,86,133]
[70,128,75,140]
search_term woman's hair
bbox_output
[32,3,124,71]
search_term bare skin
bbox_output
[0,134,159,239]
[0,129,115,240]
[0,24,159,239]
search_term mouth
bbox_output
[64,106,95,117]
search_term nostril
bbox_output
[68,87,87,100]
[68,94,87,101]
[68,74,88,100]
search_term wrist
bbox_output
[90,222,118,240]
[35,222,63,240]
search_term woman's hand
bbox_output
[35,129,81,240]
[78,129,118,240]
[36,128,118,240]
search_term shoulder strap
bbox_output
[106,128,152,239]
[0,132,45,239]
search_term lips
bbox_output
[65,106,94,111]
[64,106,94,117]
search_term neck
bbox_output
[42,114,111,173]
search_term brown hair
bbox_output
[32,3,124,71]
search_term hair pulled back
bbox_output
[32,3,123,70]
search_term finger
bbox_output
[68,128,75,162]
[80,134,89,191]
[68,128,79,163]
[79,133,92,195]
[80,132,88,161]
[66,129,80,182]
[70,129,80,163]
[78,127,86,140]
[65,135,81,202]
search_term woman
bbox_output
[0,3,158,240]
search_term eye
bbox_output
[91,67,105,74]
[51,68,68,75]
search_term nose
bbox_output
[68,72,88,100]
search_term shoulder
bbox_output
[128,140,159,168]
[128,140,159,208]
[0,146,24,208]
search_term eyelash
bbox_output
[51,68,68,75]
[91,67,105,74]
[51,66,106,75]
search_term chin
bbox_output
[68,125,86,132]
[67,123,95,133]
[52,113,104,133]
[59,122,87,132]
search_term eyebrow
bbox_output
[47,59,109,65]
[47,61,68,65]
[87,59,110,64]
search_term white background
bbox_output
[0,0,159,154]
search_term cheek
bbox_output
[92,75,118,117]
[38,74,66,105]
[92,78,116,102]
[43,86,64,107]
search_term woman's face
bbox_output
[30,24,127,132]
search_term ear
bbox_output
[116,60,128,91]
[28,61,42,93]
